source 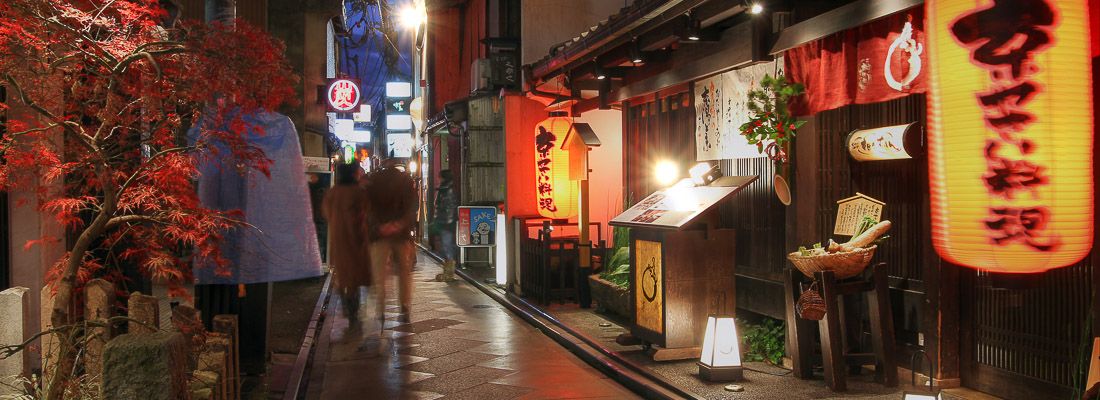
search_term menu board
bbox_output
[610,175,757,230]
[834,193,885,236]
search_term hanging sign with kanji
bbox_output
[927,0,1094,273]
[325,78,361,112]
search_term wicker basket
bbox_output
[787,245,877,280]
[796,282,827,320]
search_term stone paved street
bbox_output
[308,252,639,400]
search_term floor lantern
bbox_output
[698,315,742,381]
[534,111,579,219]
[926,0,1094,273]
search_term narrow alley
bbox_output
[307,253,639,400]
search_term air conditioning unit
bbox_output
[471,58,492,92]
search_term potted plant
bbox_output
[738,74,805,205]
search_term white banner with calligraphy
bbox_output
[694,60,780,161]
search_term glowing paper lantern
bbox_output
[534,112,579,219]
[698,315,742,381]
[926,0,1093,272]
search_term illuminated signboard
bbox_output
[927,0,1093,272]
[326,78,361,112]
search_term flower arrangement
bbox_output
[738,74,806,165]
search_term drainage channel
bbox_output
[417,245,702,400]
[282,273,333,400]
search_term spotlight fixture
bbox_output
[749,2,763,14]
[594,60,607,80]
[683,16,701,41]
[629,39,645,64]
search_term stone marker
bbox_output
[84,279,114,381]
[128,292,160,334]
[212,315,239,400]
[101,331,189,400]
[0,287,30,396]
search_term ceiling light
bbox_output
[750,3,763,14]
[594,61,607,80]
[682,16,701,41]
[629,39,645,64]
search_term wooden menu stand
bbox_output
[785,263,898,391]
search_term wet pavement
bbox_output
[307,252,639,400]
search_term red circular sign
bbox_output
[327,79,360,111]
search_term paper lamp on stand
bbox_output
[534,112,579,219]
[698,315,742,381]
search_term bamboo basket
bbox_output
[787,245,877,280]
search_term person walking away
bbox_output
[432,170,458,281]
[322,163,372,331]
[366,160,419,325]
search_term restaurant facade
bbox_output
[421,0,1100,398]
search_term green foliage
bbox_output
[600,247,631,288]
[740,317,786,365]
[738,74,806,165]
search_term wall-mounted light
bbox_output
[397,6,425,30]
[653,160,679,187]
[698,315,742,381]
[629,39,645,64]
[689,162,722,186]
[747,1,764,14]
[846,122,919,161]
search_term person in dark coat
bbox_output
[366,159,419,326]
[322,163,372,328]
[431,170,458,281]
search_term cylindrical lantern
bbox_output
[927,0,1093,272]
[534,112,579,219]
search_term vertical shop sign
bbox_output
[635,240,663,334]
[927,0,1093,272]
[534,114,579,219]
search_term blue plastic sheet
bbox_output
[190,111,323,284]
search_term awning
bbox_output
[770,0,924,55]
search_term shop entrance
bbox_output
[960,262,1093,399]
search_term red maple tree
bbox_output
[0,0,297,393]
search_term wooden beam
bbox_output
[770,0,924,54]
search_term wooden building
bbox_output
[515,0,1100,398]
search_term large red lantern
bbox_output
[534,112,579,219]
[926,0,1093,273]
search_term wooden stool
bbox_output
[785,263,898,391]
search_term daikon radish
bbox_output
[845,220,891,249]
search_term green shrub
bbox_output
[600,247,630,288]
[740,317,786,365]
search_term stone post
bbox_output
[128,292,160,334]
[84,279,114,381]
[197,348,228,400]
[101,331,190,400]
[171,304,204,370]
[212,315,239,400]
[0,287,30,396]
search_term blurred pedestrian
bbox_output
[431,170,458,281]
[322,162,372,330]
[366,159,419,326]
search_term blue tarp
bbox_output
[190,111,323,284]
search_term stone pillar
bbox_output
[171,304,203,370]
[84,279,114,380]
[197,348,228,400]
[101,331,189,400]
[127,292,160,334]
[212,315,239,399]
[0,287,30,396]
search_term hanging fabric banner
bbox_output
[785,8,927,116]
[694,60,779,161]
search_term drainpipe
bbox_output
[205,0,235,27]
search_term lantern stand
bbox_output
[562,122,602,309]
